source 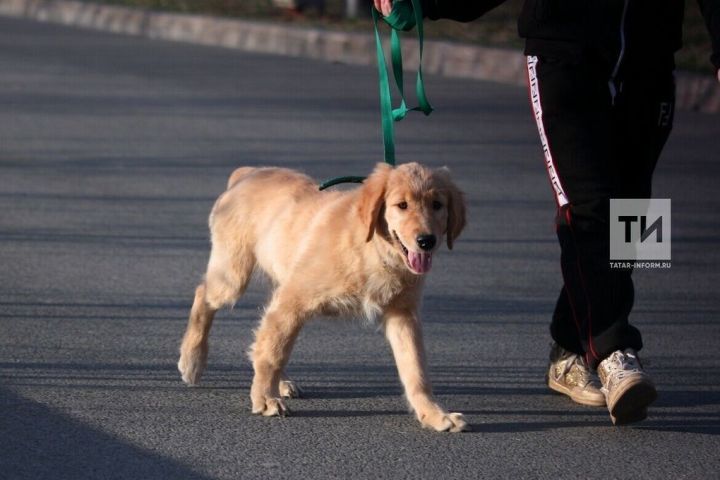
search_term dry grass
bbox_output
[91,0,714,73]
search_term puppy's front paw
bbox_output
[177,346,207,385]
[279,379,302,398]
[251,396,290,417]
[419,410,469,433]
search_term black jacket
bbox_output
[421,0,720,73]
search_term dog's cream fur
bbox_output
[178,162,467,432]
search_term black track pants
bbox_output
[526,55,675,369]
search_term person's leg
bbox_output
[530,52,675,423]
[610,67,675,199]
[528,54,640,366]
[594,65,675,424]
[549,286,584,354]
[527,54,615,407]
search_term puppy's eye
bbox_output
[432,201,444,210]
[397,201,408,210]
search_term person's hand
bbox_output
[717,69,720,83]
[373,0,393,16]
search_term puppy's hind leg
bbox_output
[249,291,305,416]
[178,247,255,385]
[178,283,217,385]
[278,371,302,399]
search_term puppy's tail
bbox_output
[227,167,256,190]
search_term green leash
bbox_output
[319,0,433,190]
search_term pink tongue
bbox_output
[408,251,432,274]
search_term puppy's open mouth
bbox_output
[393,231,432,275]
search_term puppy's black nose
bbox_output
[416,234,436,251]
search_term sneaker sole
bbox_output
[547,374,607,407]
[608,377,657,425]
[611,407,648,426]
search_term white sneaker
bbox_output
[597,348,657,425]
[547,343,606,407]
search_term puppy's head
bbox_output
[359,162,466,275]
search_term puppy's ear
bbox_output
[359,163,392,242]
[437,167,467,250]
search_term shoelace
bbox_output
[603,350,642,383]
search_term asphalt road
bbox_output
[1,16,719,480]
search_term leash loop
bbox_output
[374,0,433,165]
[319,0,432,190]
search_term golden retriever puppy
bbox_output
[178,162,467,432]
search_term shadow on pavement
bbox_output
[0,386,212,480]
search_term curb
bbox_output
[1,0,718,113]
